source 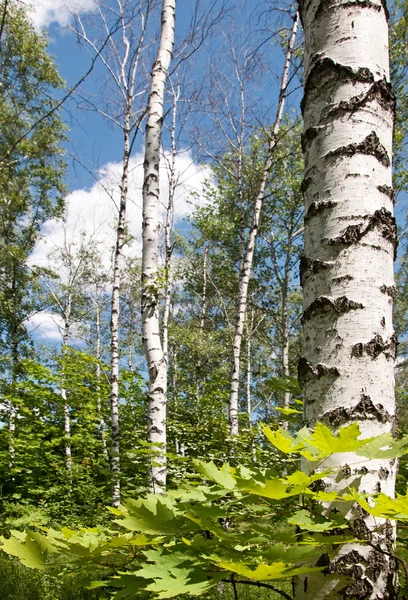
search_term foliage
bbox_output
[3,422,408,599]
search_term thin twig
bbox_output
[230,579,294,600]
[231,574,239,600]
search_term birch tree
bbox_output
[297,0,398,596]
[72,0,152,506]
[142,0,176,494]
[228,12,299,436]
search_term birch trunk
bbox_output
[296,0,397,597]
[200,245,209,333]
[62,296,72,474]
[110,118,130,507]
[228,12,299,436]
[95,298,108,460]
[8,323,18,470]
[142,0,176,494]
[162,84,179,363]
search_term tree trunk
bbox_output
[95,298,108,460]
[296,0,397,597]
[110,118,131,507]
[162,84,179,363]
[62,296,72,474]
[142,0,176,494]
[228,12,299,436]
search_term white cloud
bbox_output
[28,150,211,341]
[31,149,210,269]
[28,0,97,29]
[25,312,66,342]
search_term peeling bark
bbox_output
[326,131,390,168]
[351,332,397,360]
[300,256,333,287]
[298,357,340,387]
[302,295,364,324]
[323,393,392,427]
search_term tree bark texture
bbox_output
[162,84,179,363]
[296,0,397,597]
[142,0,176,494]
[62,296,72,474]
[95,298,108,460]
[110,120,130,507]
[228,12,299,436]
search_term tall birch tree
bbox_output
[228,12,299,436]
[297,0,398,597]
[72,0,152,506]
[142,0,176,494]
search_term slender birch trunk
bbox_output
[246,310,253,418]
[296,0,397,597]
[228,12,299,436]
[8,322,18,470]
[162,84,179,363]
[95,298,108,460]
[110,118,130,507]
[200,245,209,333]
[142,0,176,494]
[61,297,72,474]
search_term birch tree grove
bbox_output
[228,12,299,436]
[297,0,398,597]
[142,0,176,494]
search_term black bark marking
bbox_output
[149,364,158,382]
[332,274,354,284]
[302,57,374,115]
[314,0,383,22]
[351,333,397,360]
[322,393,392,427]
[301,125,320,152]
[302,296,363,324]
[300,175,312,194]
[326,132,390,168]
[380,284,397,298]
[315,553,330,575]
[378,184,396,204]
[304,200,337,222]
[334,551,373,598]
[324,78,395,121]
[328,208,398,258]
[378,466,390,480]
[300,256,332,286]
[298,357,340,387]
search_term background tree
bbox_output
[0,0,66,474]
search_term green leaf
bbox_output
[116,496,190,535]
[193,461,236,489]
[0,532,48,569]
[357,433,408,459]
[275,407,302,415]
[209,557,322,580]
[262,426,305,454]
[288,509,347,532]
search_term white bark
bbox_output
[110,120,130,507]
[62,296,72,474]
[162,83,179,363]
[95,298,108,460]
[228,12,299,436]
[200,245,209,333]
[296,0,397,597]
[142,0,176,494]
